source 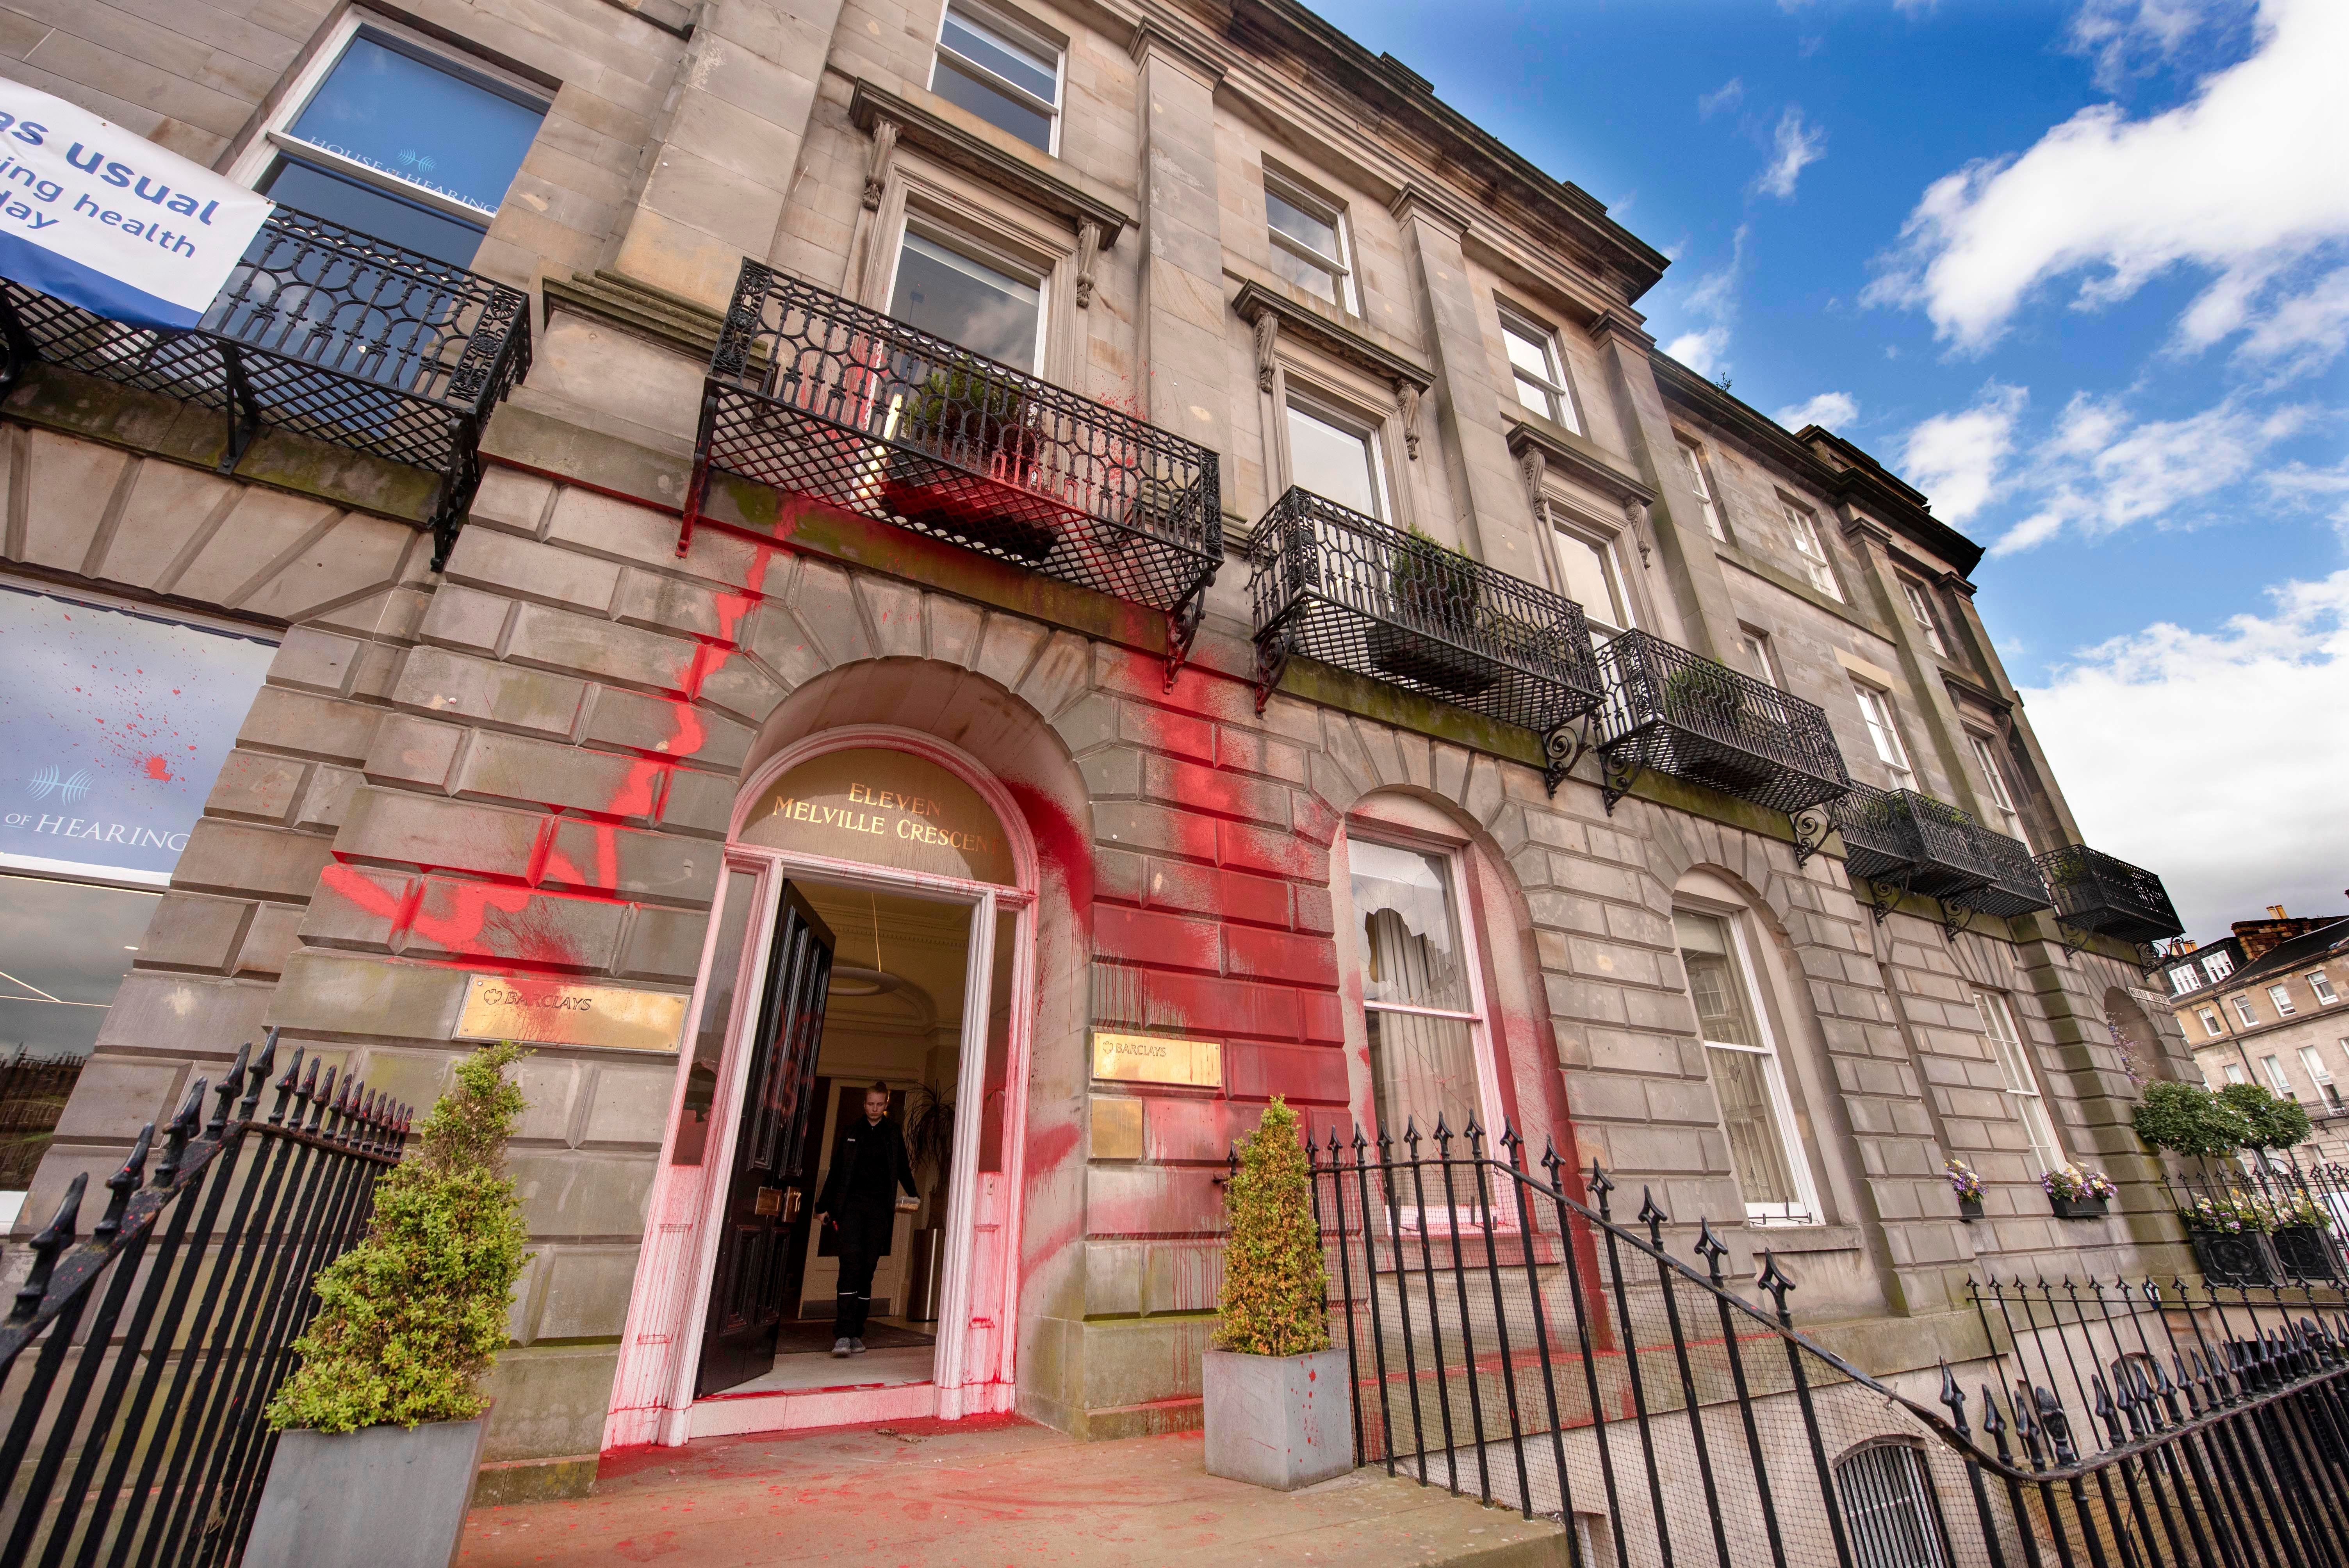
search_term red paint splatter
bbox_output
[143,755,173,782]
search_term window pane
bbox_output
[0,875,157,1190]
[258,157,489,266]
[671,868,759,1165]
[1741,634,1779,686]
[1554,530,1627,630]
[288,35,542,217]
[1269,242,1339,304]
[1513,371,1561,423]
[1287,403,1379,517]
[1351,841,1469,1013]
[1503,325,1552,381]
[940,7,1058,101]
[1366,1009,1481,1142]
[1266,188,1339,262]
[1708,1046,1799,1208]
[931,56,1054,150]
[890,231,1040,370]
[1677,912,1756,1048]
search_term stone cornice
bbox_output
[1504,419,1654,509]
[542,269,724,362]
[1127,16,1227,85]
[849,79,1135,244]
[1387,182,1472,237]
[1231,280,1434,390]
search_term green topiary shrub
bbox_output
[267,1042,531,1434]
[2130,1080,2247,1158]
[1215,1096,1330,1358]
[2217,1081,2313,1152]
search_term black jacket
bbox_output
[816,1115,917,1217]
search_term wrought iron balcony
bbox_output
[1247,488,1606,789]
[682,262,1221,683]
[1595,630,1850,833]
[2036,843,2185,947]
[0,207,531,570]
[1947,820,2052,921]
[1828,784,2000,919]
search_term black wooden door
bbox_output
[697,881,836,1398]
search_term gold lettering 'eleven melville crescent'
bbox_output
[1090,1031,1223,1088]
[456,975,688,1053]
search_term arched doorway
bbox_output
[606,725,1038,1447]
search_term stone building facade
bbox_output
[2168,912,2349,1155]
[2,0,2196,1501]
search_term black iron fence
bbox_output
[2037,846,2186,949]
[0,1032,408,1567]
[682,262,1222,684]
[0,207,531,570]
[1309,1120,2349,1568]
[1595,629,1850,829]
[2162,1155,2349,1290]
[1247,486,1605,790]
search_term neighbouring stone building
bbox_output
[2,0,2201,1504]
[2167,907,2349,1157]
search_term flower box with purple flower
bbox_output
[2041,1163,2116,1221]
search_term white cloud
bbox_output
[1775,391,1860,430]
[1898,383,2025,523]
[2023,570,2349,937]
[1864,0,2349,361]
[1661,227,1748,380]
[2066,0,2220,91]
[1757,107,1826,199]
[1699,78,1744,119]
[1665,330,1731,378]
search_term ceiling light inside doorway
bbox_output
[829,966,902,998]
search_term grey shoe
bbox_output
[831,1338,852,1358]
[849,1337,868,1354]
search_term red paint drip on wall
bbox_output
[142,755,173,782]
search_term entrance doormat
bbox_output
[773,1322,937,1355]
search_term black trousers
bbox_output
[832,1208,889,1338]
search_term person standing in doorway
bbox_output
[814,1083,918,1356]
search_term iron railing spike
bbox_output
[11,1171,88,1320]
[240,1032,277,1118]
[94,1122,155,1242]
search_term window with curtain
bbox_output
[1978,990,2064,1174]
[1677,910,1813,1223]
[1835,1441,1951,1568]
[1350,839,1483,1143]
[1853,686,1916,792]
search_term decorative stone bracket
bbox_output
[861,118,900,211]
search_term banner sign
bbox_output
[0,587,276,886]
[0,82,274,330]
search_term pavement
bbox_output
[456,1418,1569,1567]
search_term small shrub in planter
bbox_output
[2040,1162,2116,1220]
[2217,1082,2313,1155]
[2267,1193,2341,1283]
[2130,1080,2248,1159]
[1369,529,1499,698]
[1945,1158,1984,1222]
[245,1043,531,1568]
[2177,1192,2281,1288]
[881,358,1060,563]
[1203,1096,1353,1491]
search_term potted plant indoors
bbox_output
[244,1042,531,1568]
[1945,1158,1984,1222]
[2176,1192,2279,1287]
[2040,1162,2117,1221]
[1368,527,1502,698]
[1202,1095,1352,1491]
[880,356,1060,563]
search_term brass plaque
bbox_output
[754,1187,783,1217]
[456,975,688,1053]
[1091,1030,1222,1088]
[1091,1096,1144,1160]
[738,747,1016,886]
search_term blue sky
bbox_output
[1316,0,2349,939]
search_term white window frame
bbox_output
[2171,966,2202,996]
[1780,497,1842,600]
[1980,990,2065,1176]
[1901,579,1950,656]
[2262,1054,2294,1097]
[1345,830,1505,1148]
[1852,684,1916,792]
[2198,1007,2224,1038]
[1680,439,1727,542]
[2205,951,2235,982]
[1549,515,1636,636]
[1499,308,1579,433]
[2300,1045,2334,1086]
[931,0,1066,157]
[2312,971,2338,1006]
[225,10,549,224]
[882,215,1050,374]
[2233,994,2259,1028]
[2269,984,2298,1018]
[1263,171,1356,314]
[1740,628,1781,687]
[2224,1062,2249,1085]
[1283,390,1393,522]
[1968,733,2024,842]
[1681,906,1821,1227]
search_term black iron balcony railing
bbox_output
[1828,784,1999,920]
[1246,488,1605,791]
[2036,842,2185,948]
[681,262,1221,684]
[1946,820,2051,921]
[0,207,531,570]
[1595,629,1850,837]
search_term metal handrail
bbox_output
[1246,486,1605,791]
[680,261,1222,685]
[2037,843,2185,945]
[1948,820,2052,919]
[0,205,531,570]
[1595,628,1850,837]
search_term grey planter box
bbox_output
[242,1415,490,1568]
[1201,1347,1355,1491]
